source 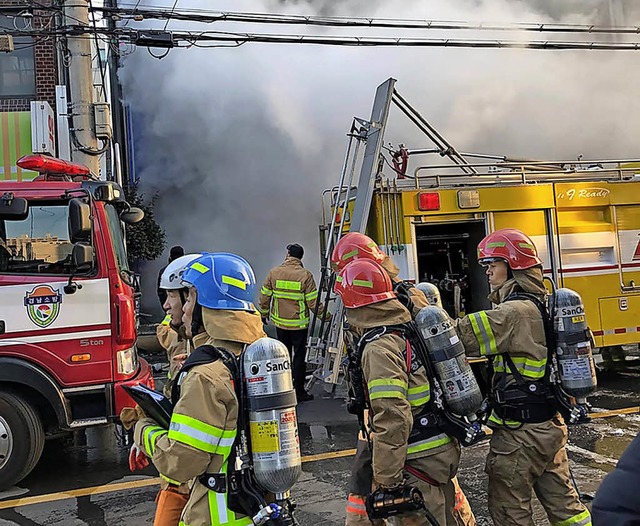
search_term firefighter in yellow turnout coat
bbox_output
[455,229,591,526]
[259,243,323,400]
[335,258,463,526]
[134,253,266,526]
[331,233,474,526]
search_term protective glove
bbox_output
[120,405,146,431]
[128,443,149,471]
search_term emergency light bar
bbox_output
[17,154,92,177]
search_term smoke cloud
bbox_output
[120,0,640,316]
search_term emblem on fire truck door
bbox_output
[24,285,63,328]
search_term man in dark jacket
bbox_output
[592,432,640,525]
[157,245,184,307]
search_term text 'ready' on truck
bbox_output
[0,154,153,490]
[308,78,640,388]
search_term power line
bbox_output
[4,26,640,52]
[126,30,640,51]
[93,5,640,36]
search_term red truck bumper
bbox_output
[113,357,155,415]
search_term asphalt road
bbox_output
[0,365,638,526]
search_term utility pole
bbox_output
[64,0,100,175]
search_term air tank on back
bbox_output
[553,288,597,403]
[243,337,302,497]
[416,282,443,308]
[415,305,483,416]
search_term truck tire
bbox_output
[0,392,45,490]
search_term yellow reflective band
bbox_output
[488,411,522,427]
[510,356,547,379]
[160,473,182,486]
[143,425,167,457]
[276,280,302,291]
[260,286,273,297]
[368,378,408,400]
[168,413,236,455]
[273,290,305,300]
[407,433,451,455]
[486,242,506,248]
[190,262,209,274]
[353,279,374,288]
[335,275,343,283]
[408,384,430,407]
[222,275,247,290]
[518,242,535,250]
[342,249,359,261]
[305,290,318,301]
[270,313,309,328]
[555,509,591,526]
[469,311,498,356]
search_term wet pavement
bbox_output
[0,363,638,525]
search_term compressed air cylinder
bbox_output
[553,288,597,402]
[244,337,302,495]
[415,306,483,416]
[416,282,443,308]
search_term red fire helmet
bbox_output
[477,228,542,270]
[334,259,395,309]
[331,232,386,273]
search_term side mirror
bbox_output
[120,207,144,224]
[72,243,94,270]
[0,193,28,220]
[68,198,91,243]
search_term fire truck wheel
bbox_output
[0,392,45,490]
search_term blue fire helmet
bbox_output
[181,252,257,312]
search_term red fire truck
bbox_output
[0,155,154,489]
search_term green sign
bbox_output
[0,111,37,181]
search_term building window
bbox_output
[0,16,36,98]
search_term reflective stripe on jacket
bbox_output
[134,355,251,525]
[455,277,549,427]
[361,332,452,487]
[258,257,320,330]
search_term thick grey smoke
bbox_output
[121,0,640,316]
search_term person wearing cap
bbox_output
[258,243,322,402]
[158,245,185,307]
[454,229,591,526]
[134,253,266,526]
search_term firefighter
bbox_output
[331,233,475,526]
[157,253,202,398]
[132,253,201,526]
[157,245,185,307]
[133,252,266,526]
[454,228,591,526]
[334,258,463,526]
[259,243,321,402]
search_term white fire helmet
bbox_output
[160,253,203,290]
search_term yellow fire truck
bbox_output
[365,164,640,358]
[308,79,640,387]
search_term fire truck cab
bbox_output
[0,155,153,489]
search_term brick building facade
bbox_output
[0,0,58,112]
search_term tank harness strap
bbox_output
[403,464,439,487]
[491,293,558,424]
[393,281,416,315]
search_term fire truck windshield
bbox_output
[0,202,83,275]
[104,203,129,275]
